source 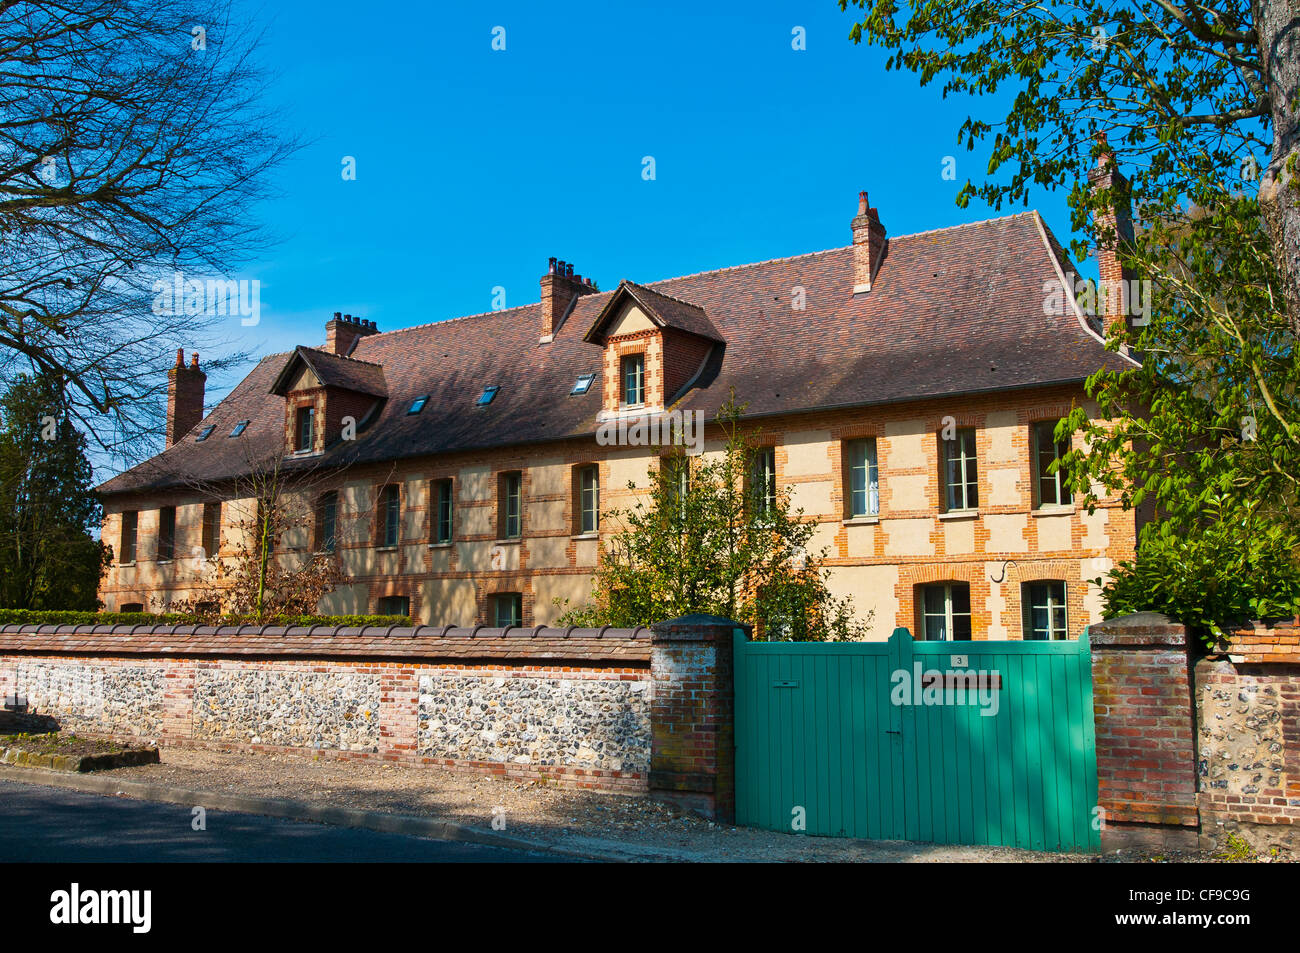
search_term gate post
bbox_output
[648,614,749,822]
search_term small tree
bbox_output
[558,395,871,640]
[0,373,110,609]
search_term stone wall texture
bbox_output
[2,658,166,737]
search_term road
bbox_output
[0,778,556,862]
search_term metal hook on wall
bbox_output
[989,560,1018,584]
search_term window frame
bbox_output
[1032,420,1072,508]
[477,385,499,406]
[749,446,777,516]
[493,592,523,628]
[499,471,523,539]
[1022,580,1069,640]
[379,484,400,548]
[408,395,429,415]
[431,478,453,544]
[316,491,338,553]
[942,428,979,512]
[571,373,595,396]
[201,502,221,560]
[621,353,645,407]
[295,405,315,452]
[919,582,973,641]
[119,510,139,564]
[376,594,410,618]
[845,437,880,518]
[575,465,599,535]
[195,425,215,442]
[229,420,249,438]
[157,506,177,562]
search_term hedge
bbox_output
[0,610,415,628]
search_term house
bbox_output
[97,163,1144,640]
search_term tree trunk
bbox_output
[1255,0,1300,334]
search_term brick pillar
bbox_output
[160,660,195,742]
[1090,612,1198,842]
[378,666,419,761]
[649,614,745,822]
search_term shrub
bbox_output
[0,609,413,627]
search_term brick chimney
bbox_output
[166,349,206,447]
[540,258,596,343]
[851,191,887,294]
[1089,133,1135,330]
[325,312,379,356]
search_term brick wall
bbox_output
[1089,614,1198,832]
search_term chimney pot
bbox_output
[174,348,184,368]
[565,263,574,278]
[548,256,557,274]
[191,352,199,369]
[851,190,887,294]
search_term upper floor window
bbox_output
[942,428,979,511]
[119,511,138,564]
[316,491,338,553]
[201,502,221,559]
[295,406,315,452]
[477,385,499,406]
[571,373,595,396]
[749,447,777,515]
[432,478,453,544]
[499,471,522,539]
[229,420,249,438]
[575,465,599,534]
[157,506,177,562]
[195,425,215,442]
[845,438,880,518]
[621,353,645,406]
[408,395,429,415]
[1023,581,1068,640]
[920,582,972,641]
[379,484,400,548]
[1033,420,1072,507]
[493,592,523,628]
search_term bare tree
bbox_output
[0,1,296,458]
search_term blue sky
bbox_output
[213,0,1092,403]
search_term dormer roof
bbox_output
[269,346,388,398]
[584,281,724,344]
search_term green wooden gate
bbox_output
[733,627,1099,852]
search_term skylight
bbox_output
[408,395,429,415]
[195,425,216,441]
[229,420,249,437]
[477,385,499,406]
[571,374,595,395]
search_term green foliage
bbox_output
[0,374,110,610]
[558,395,871,640]
[1096,496,1300,642]
[0,609,413,627]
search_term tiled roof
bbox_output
[586,280,724,343]
[270,346,388,397]
[99,211,1129,495]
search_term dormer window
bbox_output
[295,406,315,452]
[195,425,215,442]
[571,373,595,395]
[477,385,499,406]
[408,395,429,415]
[621,354,645,406]
[229,420,249,437]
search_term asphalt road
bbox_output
[0,778,556,862]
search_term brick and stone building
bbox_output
[97,176,1143,640]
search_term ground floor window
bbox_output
[376,595,410,618]
[493,592,522,628]
[1022,581,1068,640]
[920,583,972,641]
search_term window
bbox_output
[845,438,880,518]
[749,447,777,515]
[575,465,599,534]
[571,373,595,395]
[316,491,338,553]
[920,583,972,641]
[119,511,138,564]
[942,428,979,511]
[201,502,221,559]
[119,602,144,613]
[295,406,315,452]
[1033,420,1072,508]
[664,452,691,520]
[499,471,522,538]
[621,353,645,406]
[1023,581,1068,640]
[377,595,410,618]
[432,479,453,544]
[157,506,176,562]
[195,425,215,442]
[493,593,523,628]
[408,395,429,414]
[229,420,249,437]
[379,484,400,547]
[477,385,499,406]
